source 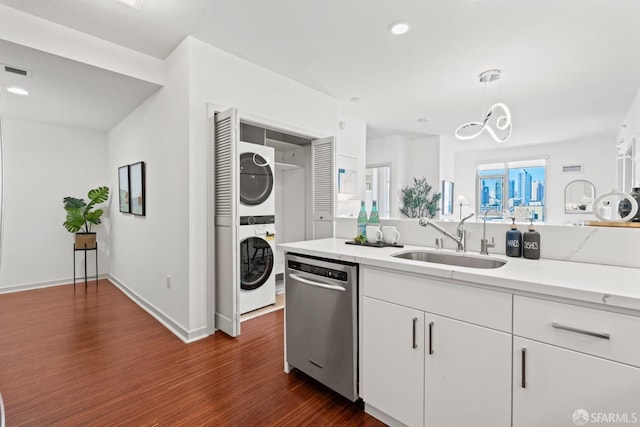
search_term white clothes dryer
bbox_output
[238,218,276,314]
[238,141,275,217]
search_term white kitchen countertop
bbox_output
[278,238,640,313]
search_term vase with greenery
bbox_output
[400,177,441,218]
[63,186,110,249]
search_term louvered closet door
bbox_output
[311,137,335,239]
[212,108,240,337]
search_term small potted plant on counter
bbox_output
[63,186,110,249]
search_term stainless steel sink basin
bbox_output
[392,251,506,269]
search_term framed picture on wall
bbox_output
[130,161,145,216]
[442,180,454,215]
[118,165,130,213]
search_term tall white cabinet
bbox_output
[273,147,307,278]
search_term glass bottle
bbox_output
[369,200,380,225]
[357,201,368,237]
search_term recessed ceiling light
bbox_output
[417,118,429,123]
[390,22,410,35]
[115,0,144,9]
[350,97,360,102]
[6,86,29,96]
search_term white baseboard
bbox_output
[0,275,108,294]
[0,275,211,344]
[364,404,406,427]
[108,275,210,344]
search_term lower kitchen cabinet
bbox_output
[362,296,511,427]
[425,313,511,427]
[513,337,640,427]
[361,267,640,427]
[362,297,425,427]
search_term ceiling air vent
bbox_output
[562,164,583,173]
[2,64,32,78]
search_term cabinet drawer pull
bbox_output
[428,322,434,355]
[412,317,418,349]
[552,322,611,340]
[521,347,527,389]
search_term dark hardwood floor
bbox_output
[0,280,384,426]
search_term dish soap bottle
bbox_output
[368,200,380,225]
[523,219,540,259]
[357,201,368,237]
[506,218,522,257]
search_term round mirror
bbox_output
[592,190,639,222]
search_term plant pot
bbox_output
[75,232,96,249]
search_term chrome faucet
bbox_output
[419,213,474,252]
[480,209,501,255]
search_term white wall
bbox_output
[336,114,367,217]
[0,118,108,291]
[404,136,440,200]
[367,134,440,219]
[452,133,616,224]
[107,41,192,337]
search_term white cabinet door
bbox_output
[513,337,640,427]
[212,108,240,337]
[425,313,511,427]
[311,136,335,239]
[362,297,425,427]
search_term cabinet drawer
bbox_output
[363,267,512,332]
[514,295,640,367]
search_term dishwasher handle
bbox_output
[288,273,346,292]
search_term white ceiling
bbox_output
[0,39,161,132]
[1,0,639,143]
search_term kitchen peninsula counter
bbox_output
[278,238,640,313]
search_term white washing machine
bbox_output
[238,218,276,314]
[239,141,275,217]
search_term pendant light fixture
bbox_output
[455,69,512,143]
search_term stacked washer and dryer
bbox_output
[238,141,277,314]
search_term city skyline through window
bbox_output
[478,161,546,221]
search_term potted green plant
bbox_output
[63,186,110,249]
[400,177,441,218]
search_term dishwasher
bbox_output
[285,253,358,401]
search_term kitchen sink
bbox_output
[392,250,506,269]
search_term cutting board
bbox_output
[585,221,640,228]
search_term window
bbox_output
[477,159,546,221]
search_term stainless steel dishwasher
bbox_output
[285,253,358,401]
